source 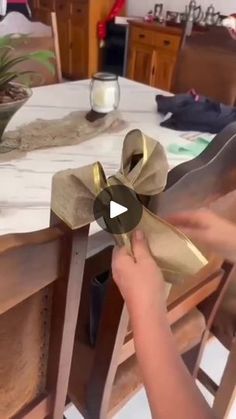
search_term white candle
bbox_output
[92,83,117,113]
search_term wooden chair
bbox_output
[197,317,236,419]
[172,26,236,106]
[61,124,236,418]
[0,11,62,86]
[0,220,89,418]
[149,122,236,418]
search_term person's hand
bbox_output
[229,28,236,40]
[168,210,236,263]
[112,230,166,316]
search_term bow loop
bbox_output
[119,129,168,195]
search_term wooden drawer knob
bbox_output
[139,33,145,39]
[163,39,171,46]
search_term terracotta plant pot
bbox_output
[0,84,32,141]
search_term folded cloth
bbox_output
[156,93,236,134]
[168,137,211,157]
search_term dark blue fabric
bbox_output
[6,4,30,18]
[156,93,236,134]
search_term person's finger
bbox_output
[112,245,132,270]
[167,210,209,230]
[176,227,204,241]
[132,230,152,261]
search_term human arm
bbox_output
[112,231,214,419]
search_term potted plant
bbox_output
[0,35,55,140]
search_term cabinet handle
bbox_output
[139,33,145,39]
[152,66,155,76]
[163,40,171,46]
[77,8,82,13]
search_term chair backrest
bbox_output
[149,122,236,219]
[172,26,236,106]
[0,222,89,418]
[0,12,62,86]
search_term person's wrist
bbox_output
[127,293,167,323]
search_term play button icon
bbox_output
[93,185,143,235]
[110,201,128,219]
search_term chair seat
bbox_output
[0,12,62,86]
[172,308,206,354]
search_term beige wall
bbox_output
[127,1,236,17]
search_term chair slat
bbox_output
[0,11,52,37]
[0,227,62,314]
[0,11,62,85]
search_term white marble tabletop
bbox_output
[0,78,208,236]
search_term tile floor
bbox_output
[65,338,236,419]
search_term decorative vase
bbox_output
[0,84,32,141]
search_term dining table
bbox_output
[0,77,208,237]
[0,77,231,418]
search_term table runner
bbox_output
[0,110,127,161]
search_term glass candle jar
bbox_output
[90,73,120,114]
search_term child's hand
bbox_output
[112,230,166,316]
[168,210,236,263]
[229,28,236,40]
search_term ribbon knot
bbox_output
[51,129,207,289]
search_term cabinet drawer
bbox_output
[71,2,88,22]
[131,27,153,45]
[153,33,181,52]
[39,0,54,10]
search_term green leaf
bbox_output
[0,55,31,73]
[29,50,55,60]
[0,47,13,66]
[0,35,56,89]
[0,35,14,48]
[0,72,21,89]
[16,71,42,87]
[0,70,38,90]
[28,50,56,75]
[0,34,29,48]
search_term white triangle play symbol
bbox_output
[110,201,128,219]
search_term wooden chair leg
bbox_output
[182,342,202,375]
[86,279,129,419]
[191,263,233,379]
[213,338,236,419]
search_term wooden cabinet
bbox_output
[127,22,182,92]
[33,8,52,25]
[70,20,88,79]
[154,52,176,91]
[129,44,155,86]
[30,0,121,79]
[30,0,54,24]
[55,1,70,76]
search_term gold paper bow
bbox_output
[51,129,207,289]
